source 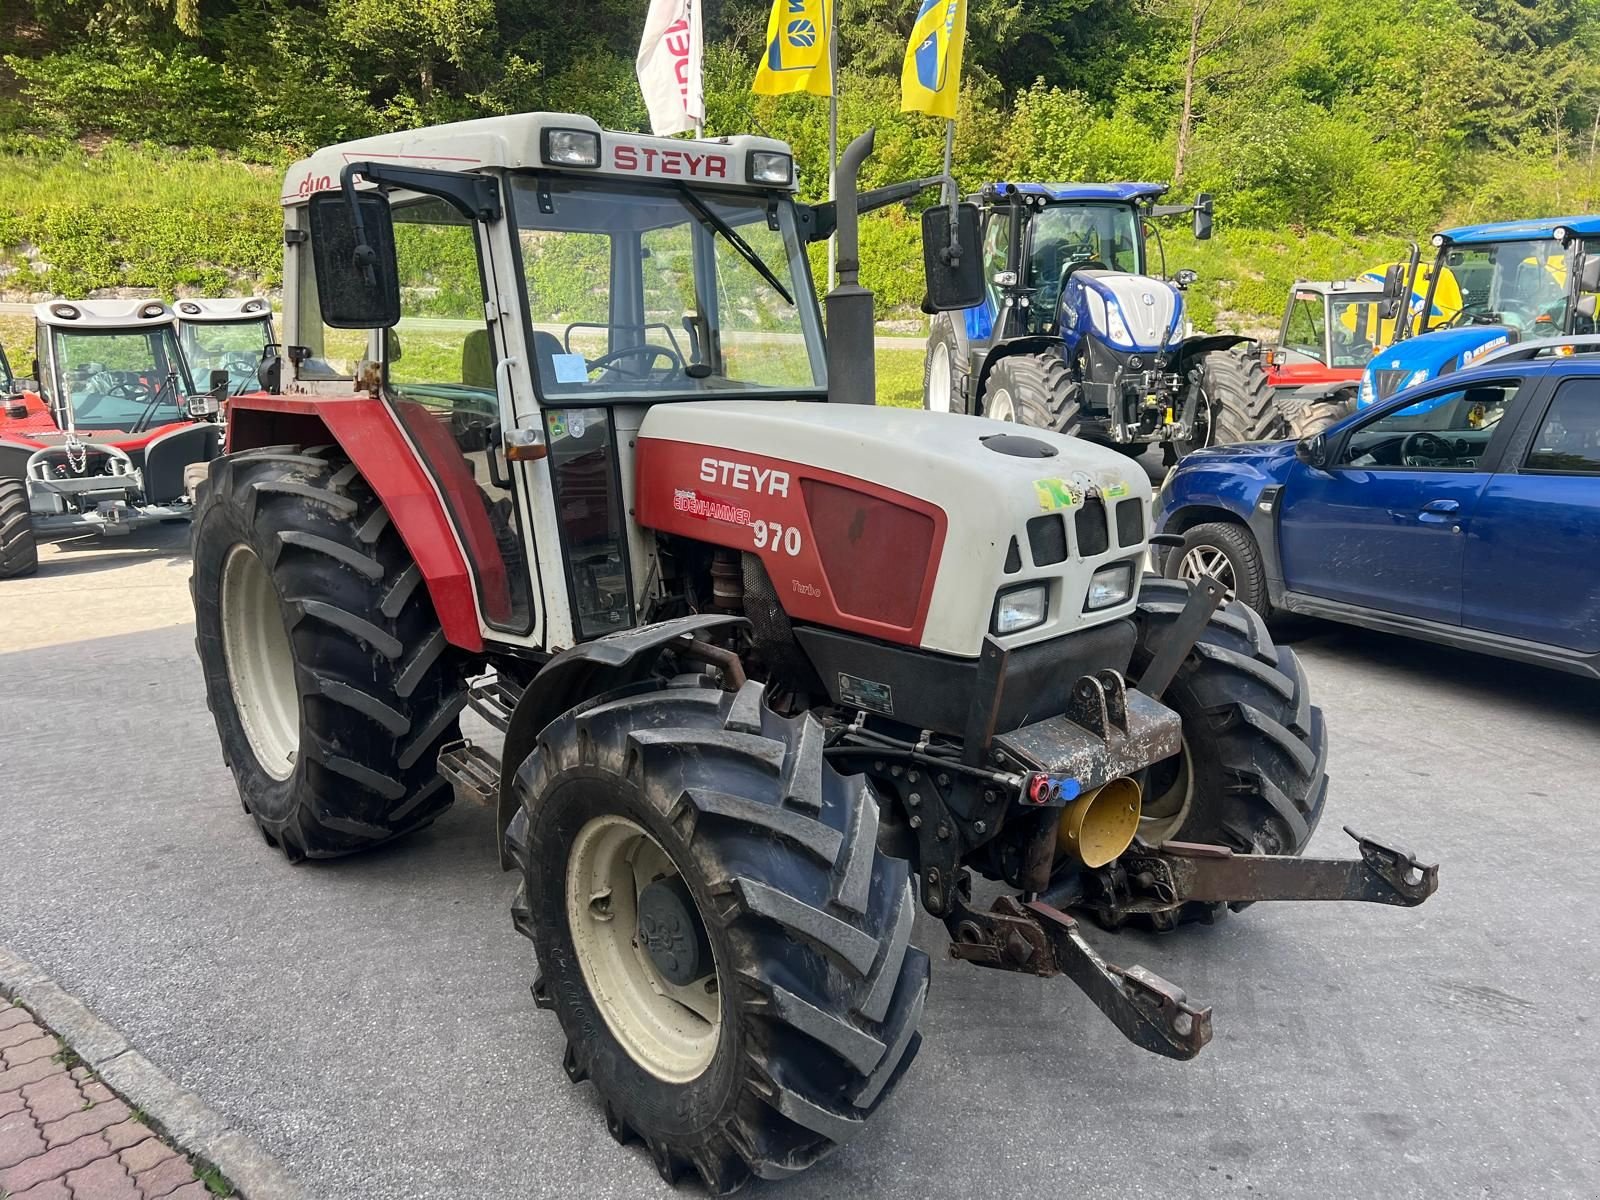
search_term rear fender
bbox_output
[226,392,485,652]
[494,614,749,867]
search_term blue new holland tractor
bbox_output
[923,182,1280,458]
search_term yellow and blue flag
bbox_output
[751,0,833,98]
[901,0,967,119]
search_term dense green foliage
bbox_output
[3,0,1600,328]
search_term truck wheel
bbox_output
[1125,577,1327,927]
[0,478,38,579]
[191,446,465,860]
[1163,520,1270,616]
[980,351,1082,436]
[923,312,967,414]
[1176,351,1282,455]
[508,678,927,1193]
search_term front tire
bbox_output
[1125,577,1327,927]
[980,351,1082,436]
[192,446,465,860]
[508,679,927,1192]
[1176,350,1283,455]
[0,478,38,579]
[1163,520,1270,616]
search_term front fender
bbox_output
[494,613,749,867]
[1170,333,1254,375]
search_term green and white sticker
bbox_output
[1034,478,1080,511]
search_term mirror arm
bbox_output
[339,161,503,223]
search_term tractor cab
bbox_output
[1359,216,1600,407]
[1269,280,1386,380]
[0,300,221,542]
[175,298,275,395]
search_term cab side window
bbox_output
[1283,297,1325,360]
[1525,378,1600,474]
[981,211,1010,313]
[1340,381,1518,470]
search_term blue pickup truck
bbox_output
[1154,344,1600,677]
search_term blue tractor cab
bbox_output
[1358,215,1600,410]
[923,181,1282,458]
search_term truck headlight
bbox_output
[992,583,1048,635]
[1085,562,1134,610]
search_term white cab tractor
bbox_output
[174,297,276,395]
[0,300,225,574]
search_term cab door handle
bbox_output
[1417,498,1460,527]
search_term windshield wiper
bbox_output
[131,372,180,435]
[676,185,794,306]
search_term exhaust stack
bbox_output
[827,128,877,406]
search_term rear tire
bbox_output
[980,350,1082,436]
[508,678,927,1193]
[191,445,465,860]
[923,313,967,414]
[1123,577,1327,928]
[0,478,37,579]
[1176,351,1283,455]
[1284,394,1356,438]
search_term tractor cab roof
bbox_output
[33,299,176,331]
[983,182,1170,204]
[173,298,272,323]
[282,112,799,205]
[1435,215,1600,245]
[1292,278,1385,299]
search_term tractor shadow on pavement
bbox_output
[36,523,192,579]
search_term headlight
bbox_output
[747,150,794,186]
[1104,301,1134,348]
[1359,375,1373,405]
[542,128,600,168]
[993,583,1048,635]
[1085,562,1134,611]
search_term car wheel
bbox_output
[1164,520,1271,617]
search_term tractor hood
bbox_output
[1358,325,1515,408]
[1063,270,1183,355]
[634,401,1152,658]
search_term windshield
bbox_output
[509,178,825,401]
[51,327,192,431]
[179,318,272,393]
[1436,239,1568,332]
[1028,202,1143,324]
[1328,296,1383,367]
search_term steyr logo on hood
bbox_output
[700,457,791,497]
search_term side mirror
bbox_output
[1578,295,1598,320]
[1192,194,1214,241]
[1580,255,1600,294]
[921,204,985,311]
[308,190,401,329]
[1174,268,1198,288]
[209,368,230,397]
[1294,433,1330,468]
[258,343,283,393]
[1378,263,1408,321]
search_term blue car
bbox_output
[1154,344,1600,676]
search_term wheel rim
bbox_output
[928,341,953,413]
[987,385,1017,422]
[1139,740,1194,844]
[566,815,722,1084]
[1177,544,1235,598]
[220,544,299,780]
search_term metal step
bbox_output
[464,672,523,733]
[438,738,501,807]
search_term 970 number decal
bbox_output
[751,520,802,556]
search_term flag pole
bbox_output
[826,0,839,289]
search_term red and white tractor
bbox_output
[0,300,224,576]
[174,297,276,396]
[1261,278,1386,436]
[191,113,1437,1191]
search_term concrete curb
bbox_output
[0,946,304,1200]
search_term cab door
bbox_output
[381,193,540,642]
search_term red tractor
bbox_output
[191,113,1437,1192]
[0,300,225,576]
[1261,279,1386,436]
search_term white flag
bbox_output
[636,0,703,136]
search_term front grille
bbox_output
[1026,515,1067,566]
[1374,368,1411,399]
[1075,498,1109,556]
[1115,497,1144,547]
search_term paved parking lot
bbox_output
[1,529,1596,1199]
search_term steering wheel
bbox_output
[1401,431,1454,465]
[585,343,683,379]
[75,372,146,418]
